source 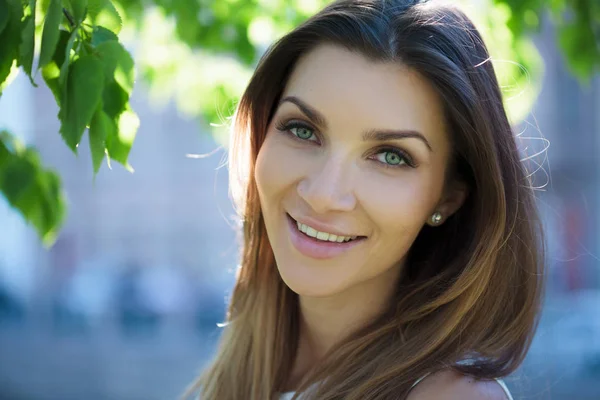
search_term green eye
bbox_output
[384,152,403,165]
[291,126,314,140]
[373,149,412,168]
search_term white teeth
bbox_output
[316,231,329,240]
[295,220,355,243]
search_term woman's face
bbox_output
[255,44,464,298]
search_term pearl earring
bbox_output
[430,212,443,225]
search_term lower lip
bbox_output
[286,214,365,260]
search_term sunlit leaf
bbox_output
[39,0,63,68]
[95,40,134,94]
[67,0,88,24]
[0,62,19,97]
[0,0,22,86]
[94,40,135,121]
[41,29,70,103]
[59,55,105,151]
[106,107,138,169]
[91,25,118,46]
[88,106,115,173]
[87,0,122,34]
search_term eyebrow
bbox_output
[278,95,433,152]
[279,96,328,129]
[363,129,433,152]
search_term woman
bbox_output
[189,0,545,398]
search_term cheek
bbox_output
[255,135,303,202]
[358,171,441,232]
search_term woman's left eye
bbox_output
[372,149,414,168]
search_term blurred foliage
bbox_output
[0,0,598,244]
[493,0,600,80]
[0,130,65,245]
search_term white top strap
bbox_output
[410,372,514,400]
[280,373,514,400]
[494,379,514,400]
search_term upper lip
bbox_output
[288,213,364,238]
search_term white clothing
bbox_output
[279,374,514,400]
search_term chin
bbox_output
[275,258,351,298]
[282,279,340,298]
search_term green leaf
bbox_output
[557,21,599,82]
[0,130,66,246]
[58,28,77,87]
[0,0,23,86]
[55,28,78,128]
[0,0,9,35]
[51,29,71,67]
[41,29,70,103]
[68,0,88,24]
[18,15,35,78]
[95,40,134,94]
[59,55,104,152]
[37,170,66,246]
[95,40,135,119]
[0,155,36,205]
[106,107,138,169]
[0,133,9,166]
[87,0,122,34]
[88,106,114,173]
[18,0,37,85]
[102,80,127,118]
[91,25,118,46]
[39,0,63,68]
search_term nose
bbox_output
[296,155,357,214]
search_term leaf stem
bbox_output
[62,8,76,29]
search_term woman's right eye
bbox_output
[276,121,319,143]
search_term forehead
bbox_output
[281,44,449,149]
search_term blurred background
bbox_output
[1,0,599,399]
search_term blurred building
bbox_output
[531,19,600,293]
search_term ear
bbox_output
[427,180,469,227]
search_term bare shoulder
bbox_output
[406,370,510,400]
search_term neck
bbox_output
[287,266,401,390]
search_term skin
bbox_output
[255,44,507,398]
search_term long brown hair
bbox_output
[191,1,545,399]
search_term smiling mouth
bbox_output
[287,214,366,244]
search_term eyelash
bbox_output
[274,119,417,169]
